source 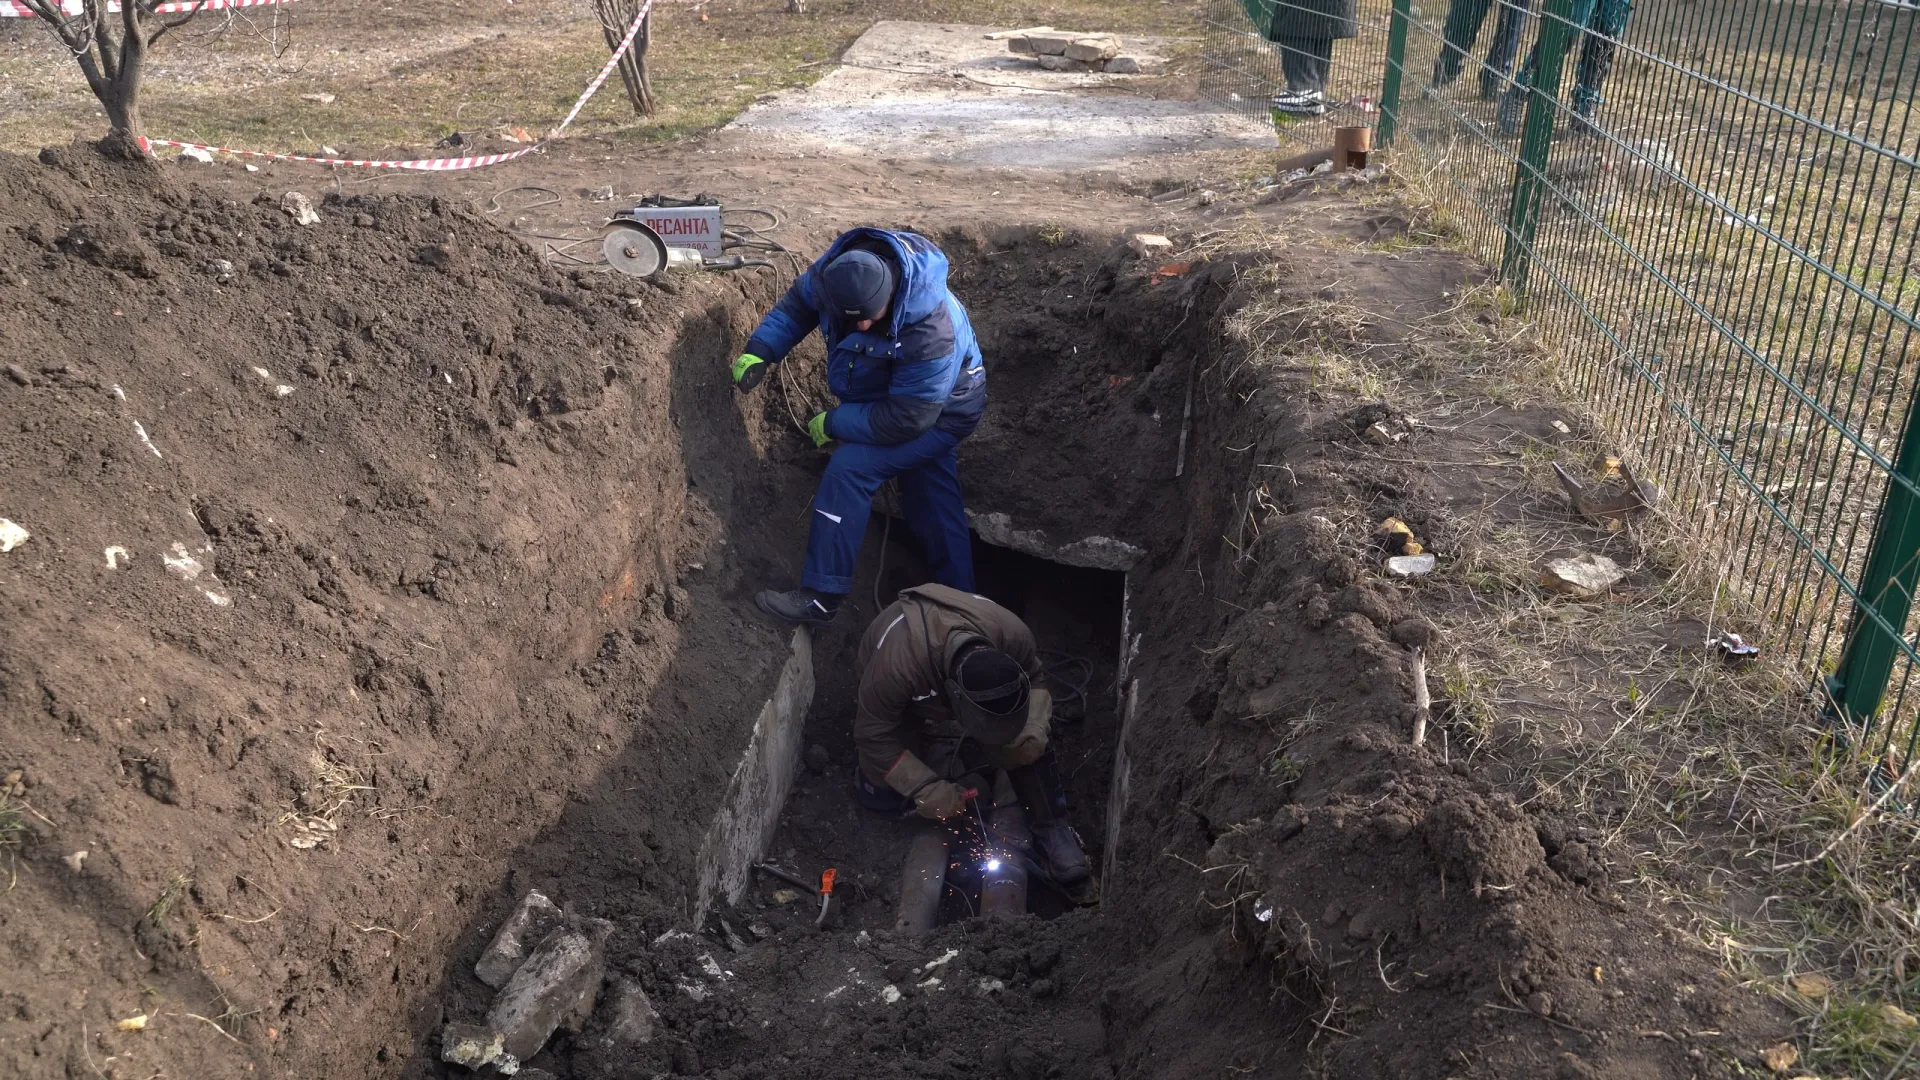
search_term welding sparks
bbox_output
[985,859,1002,872]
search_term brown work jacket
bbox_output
[854,584,1043,787]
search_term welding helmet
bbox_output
[942,632,1030,746]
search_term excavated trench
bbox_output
[3,149,1773,1080]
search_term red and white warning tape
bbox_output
[18,0,654,171]
[0,0,294,17]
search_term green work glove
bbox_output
[731,353,767,393]
[807,411,832,448]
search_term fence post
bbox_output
[1376,0,1411,148]
[1828,396,1920,732]
[1498,0,1577,292]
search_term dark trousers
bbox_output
[1433,0,1528,94]
[1507,0,1634,114]
[802,428,975,596]
[1273,35,1333,93]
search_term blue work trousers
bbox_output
[802,428,975,597]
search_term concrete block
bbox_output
[475,888,565,989]
[966,510,1145,571]
[486,923,609,1064]
[1035,54,1076,71]
[691,628,816,927]
[602,978,660,1047]
[1127,233,1173,258]
[440,1023,504,1069]
[1064,35,1120,62]
[1006,36,1036,54]
[1026,32,1075,55]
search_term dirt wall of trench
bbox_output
[0,146,824,1080]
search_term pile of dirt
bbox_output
[0,143,820,1079]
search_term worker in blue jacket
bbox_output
[730,227,985,626]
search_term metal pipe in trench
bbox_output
[894,830,950,937]
[981,770,1029,921]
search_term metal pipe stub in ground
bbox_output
[981,770,1030,921]
[894,831,950,937]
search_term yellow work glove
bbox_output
[995,688,1053,768]
[807,411,832,448]
[732,353,767,392]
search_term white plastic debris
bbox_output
[104,546,131,569]
[274,385,294,397]
[205,591,233,608]
[133,421,162,458]
[178,146,214,164]
[252,366,273,381]
[1386,553,1436,577]
[0,519,28,553]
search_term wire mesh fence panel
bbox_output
[1205,0,1920,775]
[1202,0,1395,143]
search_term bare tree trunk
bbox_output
[594,0,655,118]
[21,0,202,149]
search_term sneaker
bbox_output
[1271,90,1327,117]
[753,587,841,627]
[1031,823,1091,885]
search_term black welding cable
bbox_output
[1039,651,1092,722]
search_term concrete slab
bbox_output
[692,627,816,927]
[721,21,1273,169]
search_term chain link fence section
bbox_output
[1207,0,1920,775]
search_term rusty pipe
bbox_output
[981,770,1029,921]
[894,830,949,937]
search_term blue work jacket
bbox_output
[744,228,985,445]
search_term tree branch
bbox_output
[150,0,212,44]
[17,0,92,54]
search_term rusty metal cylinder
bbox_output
[894,830,949,937]
[981,772,1029,920]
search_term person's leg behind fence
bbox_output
[1570,0,1631,130]
[1432,0,1495,88]
[1480,0,1531,100]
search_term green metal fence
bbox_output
[1206,0,1920,778]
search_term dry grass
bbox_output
[275,728,373,849]
[1327,237,1920,1075]
[0,0,1203,155]
[1200,187,1920,1072]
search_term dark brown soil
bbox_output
[0,145,1793,1080]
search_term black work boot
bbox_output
[753,587,841,627]
[1032,823,1091,886]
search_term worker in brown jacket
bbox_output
[853,584,1092,893]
